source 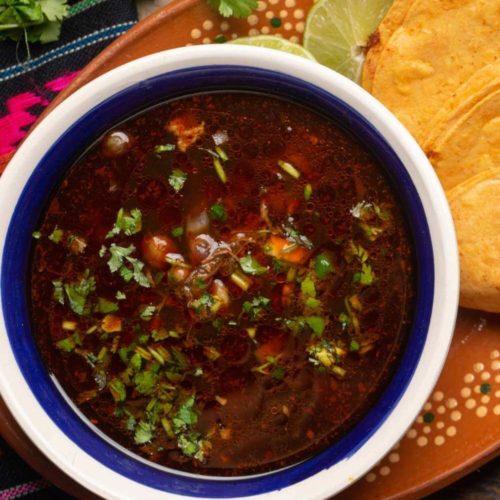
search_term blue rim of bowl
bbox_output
[1,65,434,497]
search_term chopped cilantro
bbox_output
[190,292,218,315]
[209,202,226,221]
[108,378,126,402]
[97,297,119,314]
[272,366,285,380]
[154,143,175,153]
[305,316,325,336]
[314,253,333,279]
[239,255,268,275]
[173,394,198,432]
[116,291,126,300]
[305,297,321,309]
[171,226,184,238]
[207,0,257,18]
[339,312,351,330]
[32,231,41,239]
[103,244,150,288]
[301,275,316,297]
[129,352,142,372]
[48,226,63,243]
[106,208,142,239]
[134,420,154,444]
[169,169,187,193]
[134,370,157,395]
[55,332,81,352]
[139,305,156,321]
[52,280,64,304]
[242,295,270,319]
[353,262,375,286]
[63,270,96,315]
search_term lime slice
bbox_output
[303,0,392,81]
[229,35,316,60]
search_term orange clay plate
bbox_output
[2,0,499,497]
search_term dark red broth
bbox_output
[30,92,414,475]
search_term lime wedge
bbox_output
[303,0,392,81]
[229,35,316,60]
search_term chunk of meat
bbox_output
[167,116,205,152]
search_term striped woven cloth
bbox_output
[0,1,137,497]
[0,0,137,174]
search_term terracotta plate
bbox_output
[2,0,499,497]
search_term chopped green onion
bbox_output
[230,271,251,291]
[213,158,227,183]
[304,183,312,200]
[278,160,300,179]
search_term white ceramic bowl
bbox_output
[0,45,459,499]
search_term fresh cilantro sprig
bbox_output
[100,243,150,288]
[207,0,257,18]
[0,0,69,45]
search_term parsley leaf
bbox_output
[239,255,268,275]
[207,0,257,17]
[169,169,187,193]
[106,208,142,239]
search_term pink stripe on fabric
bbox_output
[0,70,80,155]
[0,478,50,499]
[44,71,80,92]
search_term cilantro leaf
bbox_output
[108,378,126,402]
[171,226,184,238]
[134,370,157,395]
[169,169,187,193]
[300,275,316,298]
[63,270,96,315]
[239,255,268,275]
[52,280,64,304]
[353,262,375,286]
[97,297,119,314]
[173,394,198,432]
[106,208,142,239]
[55,332,81,352]
[134,420,154,444]
[207,0,257,18]
[242,295,270,319]
[139,305,156,321]
[103,244,150,288]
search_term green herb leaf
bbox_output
[97,297,119,314]
[139,305,156,321]
[301,275,316,298]
[116,291,126,300]
[169,169,187,193]
[134,370,157,395]
[207,0,257,19]
[242,295,270,319]
[134,420,154,444]
[209,202,226,221]
[239,255,268,275]
[349,339,360,352]
[52,280,64,304]
[353,262,375,286]
[63,270,96,315]
[48,225,63,243]
[173,394,198,432]
[55,332,81,352]
[32,231,41,239]
[314,253,334,279]
[106,208,142,239]
[283,220,313,250]
[104,244,150,288]
[108,378,126,402]
[305,316,326,336]
[304,183,313,201]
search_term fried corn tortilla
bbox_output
[427,89,500,191]
[448,169,500,313]
[423,63,500,150]
[370,0,500,143]
[361,0,415,92]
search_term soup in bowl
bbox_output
[0,46,458,499]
